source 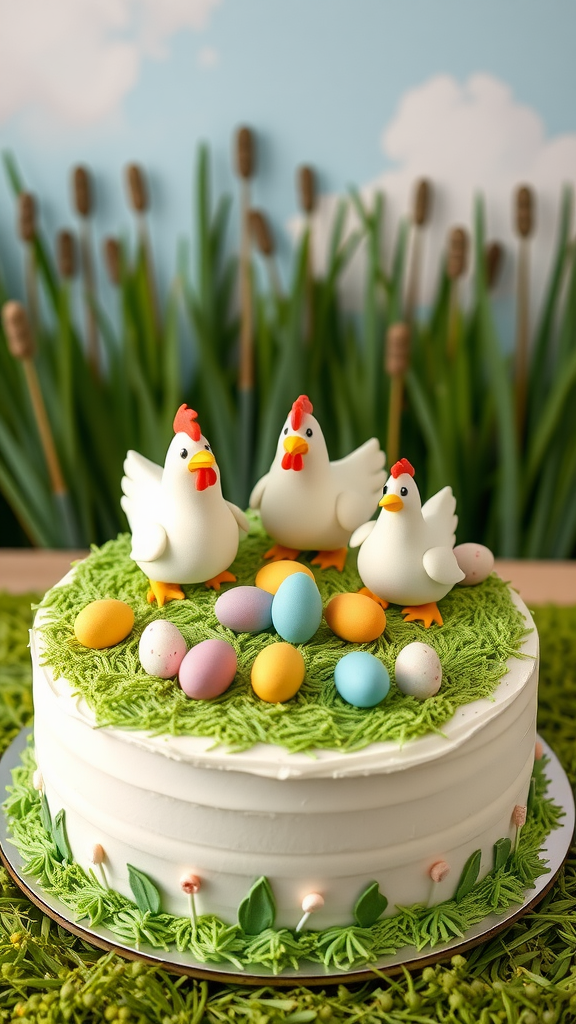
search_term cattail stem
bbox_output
[405,179,431,325]
[235,127,256,506]
[446,227,467,360]
[514,186,534,443]
[18,193,40,336]
[386,323,410,466]
[298,166,316,343]
[126,164,160,339]
[73,167,100,376]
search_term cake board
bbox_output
[1,728,573,987]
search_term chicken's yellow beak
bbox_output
[379,494,404,512]
[283,435,309,456]
[188,450,216,472]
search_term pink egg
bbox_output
[178,638,237,700]
[139,621,187,678]
[214,586,273,633]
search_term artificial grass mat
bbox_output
[0,590,575,1021]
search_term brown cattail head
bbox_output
[2,301,35,360]
[447,227,468,279]
[413,179,431,226]
[103,237,121,286]
[57,230,76,279]
[236,126,255,179]
[126,163,148,212]
[73,165,92,217]
[298,165,316,214]
[18,192,36,242]
[516,185,534,238]
[248,209,274,256]
[385,322,410,376]
[486,241,504,289]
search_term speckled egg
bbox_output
[334,651,390,708]
[74,599,134,650]
[325,593,386,643]
[139,620,187,678]
[255,560,315,596]
[454,543,495,586]
[271,572,323,644]
[214,586,273,633]
[394,642,442,699]
[178,638,237,700]
[251,642,305,703]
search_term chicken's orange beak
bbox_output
[283,436,309,456]
[379,494,403,512]
[188,451,216,472]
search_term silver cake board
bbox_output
[1,729,573,987]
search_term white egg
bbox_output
[454,543,495,586]
[395,642,442,699]
[139,620,188,678]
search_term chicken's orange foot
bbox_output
[311,548,348,571]
[263,544,301,562]
[358,587,389,610]
[147,580,185,607]
[204,570,236,591]
[401,602,443,628]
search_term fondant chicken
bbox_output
[350,458,465,626]
[121,405,249,606]
[249,395,386,570]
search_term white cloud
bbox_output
[293,75,576,315]
[198,46,219,69]
[0,0,220,127]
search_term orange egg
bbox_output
[255,560,315,595]
[324,593,386,643]
[251,642,305,703]
[74,599,135,650]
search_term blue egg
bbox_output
[214,586,273,633]
[271,572,323,644]
[334,652,390,708]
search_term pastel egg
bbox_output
[251,642,305,703]
[74,599,134,650]
[334,652,390,708]
[178,638,237,700]
[395,642,442,699]
[325,593,386,643]
[271,573,323,644]
[214,586,273,633]
[139,620,187,678]
[255,560,315,596]
[454,543,495,586]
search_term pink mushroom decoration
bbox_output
[427,859,451,906]
[296,892,324,932]
[512,804,527,852]
[180,872,201,927]
[534,740,544,761]
[89,843,108,888]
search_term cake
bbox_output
[5,515,558,975]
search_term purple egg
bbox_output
[214,586,273,633]
[178,638,237,700]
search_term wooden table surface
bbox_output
[1,549,575,605]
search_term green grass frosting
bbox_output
[37,512,529,754]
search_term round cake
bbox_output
[7,518,553,973]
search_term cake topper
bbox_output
[121,405,249,606]
[350,458,465,627]
[249,395,386,570]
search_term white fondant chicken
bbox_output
[249,395,386,571]
[350,458,465,627]
[121,405,249,606]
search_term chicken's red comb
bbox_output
[290,395,313,430]
[173,404,201,441]
[390,458,415,479]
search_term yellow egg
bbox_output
[255,560,315,595]
[325,593,386,643]
[251,642,305,703]
[74,599,135,650]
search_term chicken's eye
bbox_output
[180,448,188,459]
[283,427,288,435]
[400,486,408,497]
[382,485,388,495]
[306,428,313,437]
[204,444,211,451]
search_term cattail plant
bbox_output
[103,237,121,287]
[297,165,317,341]
[446,226,468,359]
[17,191,40,334]
[249,209,283,298]
[385,323,410,466]
[514,185,534,441]
[125,162,160,338]
[72,165,100,376]
[486,241,504,290]
[1,301,80,546]
[234,126,256,506]
[405,179,432,325]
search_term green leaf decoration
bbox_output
[455,850,482,902]
[39,793,52,835]
[51,809,72,864]
[238,876,276,935]
[493,837,512,873]
[354,880,388,928]
[127,864,161,915]
[527,778,537,815]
